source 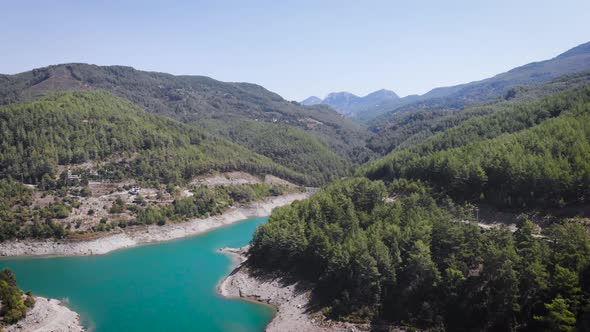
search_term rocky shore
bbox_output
[218,247,368,332]
[0,192,309,257]
[4,297,84,332]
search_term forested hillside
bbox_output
[367,70,590,156]
[199,119,351,183]
[1,42,590,330]
[0,90,327,185]
[3,42,588,165]
[249,79,590,330]
[250,178,590,331]
[362,86,590,208]
[0,63,372,164]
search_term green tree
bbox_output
[534,296,576,332]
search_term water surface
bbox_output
[0,217,274,332]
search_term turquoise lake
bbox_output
[0,217,274,331]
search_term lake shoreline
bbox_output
[217,247,369,332]
[0,192,309,258]
[4,296,85,332]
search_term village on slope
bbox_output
[1,167,311,257]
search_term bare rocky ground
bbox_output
[218,247,370,332]
[191,171,264,187]
[190,171,298,187]
[4,297,84,332]
[29,179,172,234]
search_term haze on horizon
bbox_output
[1,0,589,101]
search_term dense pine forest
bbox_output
[249,80,590,330]
[362,86,590,208]
[250,179,590,330]
[0,91,344,186]
[198,118,352,183]
[366,70,590,156]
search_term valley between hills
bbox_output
[1,41,590,332]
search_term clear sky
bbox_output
[1,0,589,100]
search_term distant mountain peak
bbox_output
[300,96,322,105]
[324,91,359,101]
[321,92,361,115]
[364,89,399,99]
[300,89,400,117]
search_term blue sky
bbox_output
[1,0,589,100]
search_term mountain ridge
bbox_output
[0,63,373,167]
[366,41,590,123]
[301,41,590,122]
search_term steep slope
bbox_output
[367,70,590,155]
[0,64,371,164]
[0,269,36,324]
[423,41,590,101]
[0,90,318,185]
[249,177,590,330]
[198,118,352,184]
[361,85,590,208]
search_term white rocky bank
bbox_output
[218,248,368,332]
[4,297,84,332]
[0,193,309,257]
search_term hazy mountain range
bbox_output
[301,89,400,117]
[302,41,590,121]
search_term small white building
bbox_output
[129,186,140,195]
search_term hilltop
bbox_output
[301,96,322,105]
